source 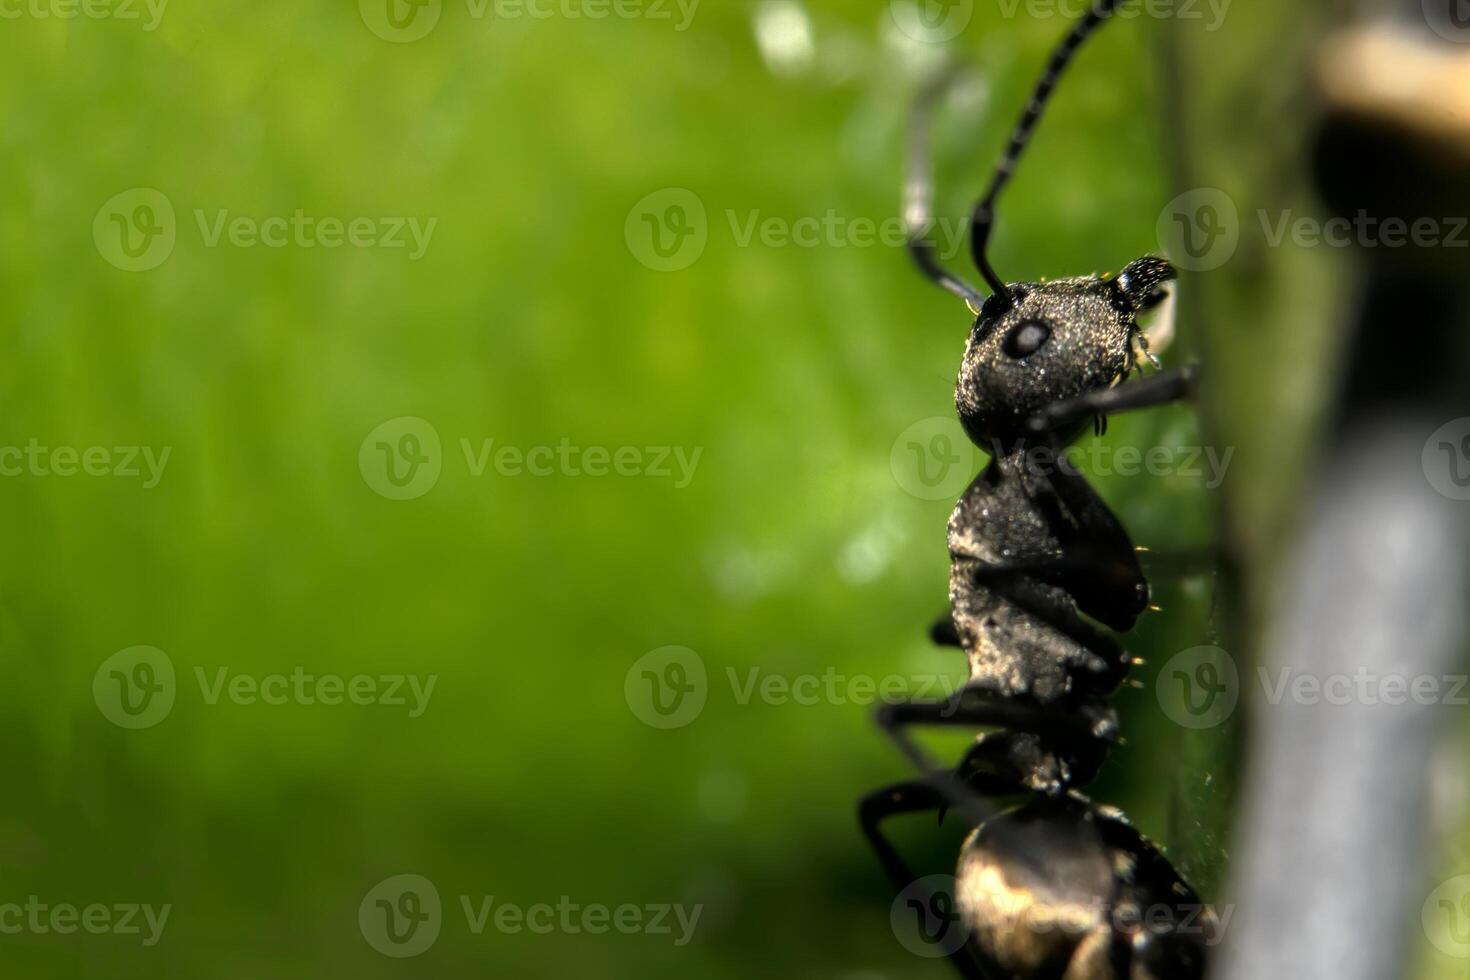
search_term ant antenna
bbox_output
[970,0,1125,306]
[904,63,986,312]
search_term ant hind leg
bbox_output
[859,780,991,980]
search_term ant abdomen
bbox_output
[956,796,1216,980]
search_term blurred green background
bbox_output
[0,0,1459,977]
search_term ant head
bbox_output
[955,256,1176,445]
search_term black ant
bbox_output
[860,2,1216,977]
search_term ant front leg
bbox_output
[1026,364,1199,434]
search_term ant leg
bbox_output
[905,65,986,310]
[1136,546,1221,582]
[859,780,948,886]
[972,559,1142,635]
[1027,365,1199,434]
[876,693,1100,824]
[1067,929,1133,978]
[957,546,1144,638]
[859,781,991,980]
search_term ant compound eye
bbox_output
[1002,319,1051,359]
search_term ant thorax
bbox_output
[946,446,1132,708]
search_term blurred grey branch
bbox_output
[1198,3,1470,977]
